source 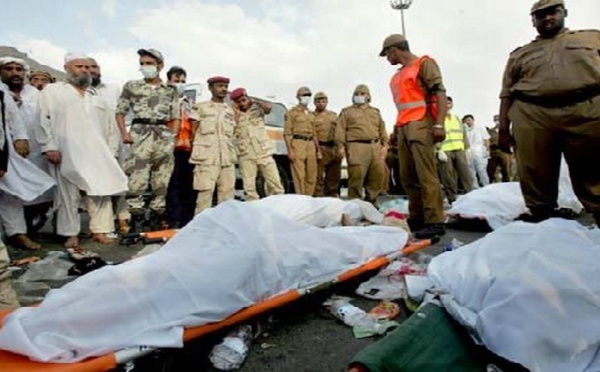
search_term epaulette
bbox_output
[570,29,600,35]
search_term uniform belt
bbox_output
[513,86,600,108]
[132,118,168,125]
[293,134,313,141]
[347,138,380,144]
[318,141,335,147]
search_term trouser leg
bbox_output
[260,157,284,196]
[239,157,259,201]
[0,241,19,310]
[50,166,81,237]
[0,193,27,236]
[86,196,114,234]
[217,165,236,204]
[194,164,219,215]
[149,133,175,212]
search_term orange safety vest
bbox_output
[390,56,438,127]
[174,103,192,152]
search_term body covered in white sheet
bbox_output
[0,197,408,362]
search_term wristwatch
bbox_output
[433,124,444,129]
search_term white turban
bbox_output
[0,57,30,74]
[64,52,90,64]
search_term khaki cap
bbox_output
[353,84,370,96]
[379,34,406,56]
[314,91,327,100]
[137,48,164,63]
[530,0,564,14]
[296,86,312,97]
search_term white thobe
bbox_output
[0,84,55,236]
[466,123,490,188]
[37,82,128,235]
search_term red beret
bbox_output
[207,76,230,84]
[230,87,247,101]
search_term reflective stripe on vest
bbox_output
[390,56,433,126]
[441,115,465,152]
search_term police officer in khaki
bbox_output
[116,48,181,229]
[499,0,600,225]
[335,84,388,204]
[284,87,321,195]
[189,76,236,214]
[313,92,342,197]
[230,87,284,201]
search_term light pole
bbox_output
[390,0,414,37]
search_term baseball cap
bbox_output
[379,34,407,56]
[137,48,164,63]
[530,0,565,14]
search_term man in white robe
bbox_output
[36,53,128,247]
[0,58,53,249]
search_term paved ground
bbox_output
[5,195,594,372]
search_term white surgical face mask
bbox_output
[140,65,158,79]
[353,94,367,105]
[172,82,186,95]
[299,96,311,106]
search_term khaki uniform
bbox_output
[190,101,236,214]
[235,103,284,201]
[335,105,388,202]
[284,105,318,195]
[486,127,512,182]
[313,109,341,197]
[395,59,446,224]
[117,80,180,213]
[500,29,600,215]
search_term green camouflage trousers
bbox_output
[0,240,19,310]
[124,124,174,212]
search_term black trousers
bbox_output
[166,150,197,227]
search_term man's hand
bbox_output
[317,151,323,160]
[433,125,446,143]
[45,150,62,165]
[288,150,296,162]
[337,147,346,160]
[233,106,241,123]
[14,140,30,158]
[122,132,133,145]
[498,129,512,153]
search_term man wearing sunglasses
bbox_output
[499,0,600,225]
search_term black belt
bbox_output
[319,141,335,147]
[513,86,600,108]
[132,118,168,125]
[293,134,313,141]
[347,138,380,144]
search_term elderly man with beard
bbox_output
[36,54,128,247]
[499,0,600,225]
[0,58,53,249]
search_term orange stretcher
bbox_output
[0,238,435,372]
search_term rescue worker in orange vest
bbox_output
[165,66,197,228]
[380,34,448,239]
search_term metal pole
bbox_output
[401,8,406,36]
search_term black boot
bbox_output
[413,223,446,239]
[407,218,425,232]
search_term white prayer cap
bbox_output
[0,57,29,71]
[64,52,90,64]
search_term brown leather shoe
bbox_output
[8,234,42,250]
[92,233,115,244]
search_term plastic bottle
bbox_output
[443,238,464,252]
[208,325,253,370]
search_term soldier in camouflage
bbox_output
[115,48,180,229]
[230,87,284,201]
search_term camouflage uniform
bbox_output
[235,102,284,201]
[116,80,180,213]
[190,100,236,214]
[0,235,19,310]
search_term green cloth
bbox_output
[350,303,488,372]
